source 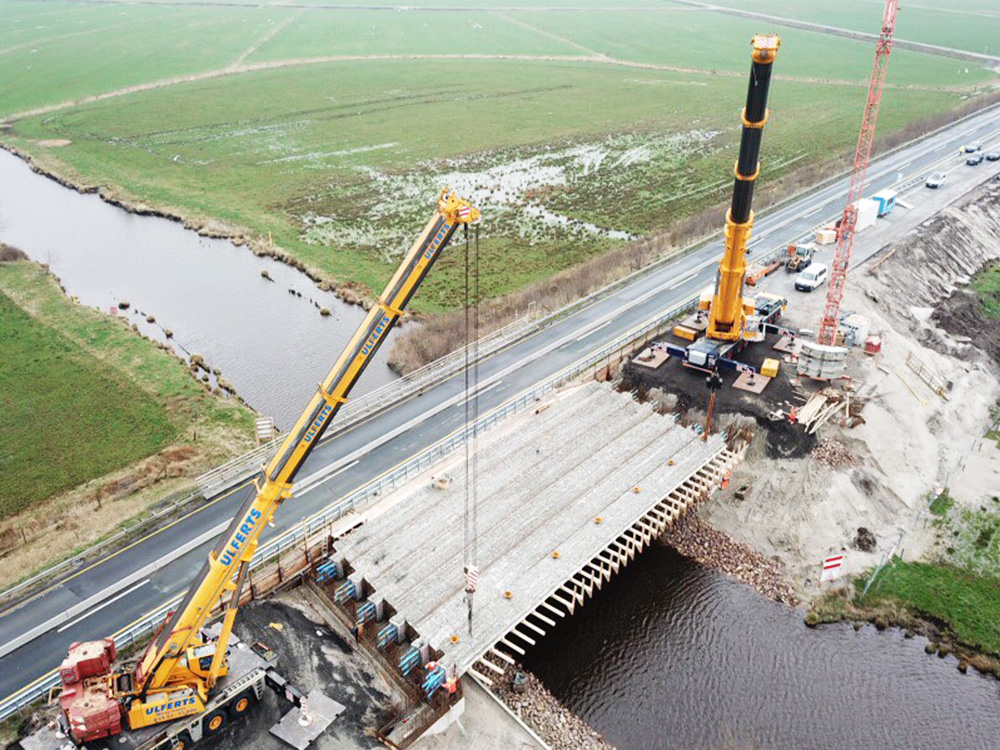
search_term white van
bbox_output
[794,263,828,292]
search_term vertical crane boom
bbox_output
[818,0,899,345]
[706,34,781,341]
[59,188,479,745]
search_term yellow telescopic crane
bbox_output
[57,188,479,745]
[705,34,780,341]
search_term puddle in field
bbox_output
[302,129,722,262]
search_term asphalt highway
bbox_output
[2,103,1000,705]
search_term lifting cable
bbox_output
[463,224,481,635]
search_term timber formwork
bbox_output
[317,382,745,692]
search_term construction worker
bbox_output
[789,406,798,424]
[720,471,731,490]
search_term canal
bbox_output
[0,147,399,429]
[523,543,1000,750]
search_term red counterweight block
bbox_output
[60,639,117,685]
[59,679,123,743]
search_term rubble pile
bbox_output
[662,512,797,604]
[488,664,615,750]
[811,439,855,469]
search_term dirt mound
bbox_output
[0,244,28,262]
[933,289,1000,362]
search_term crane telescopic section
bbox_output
[706,34,780,342]
[58,188,479,745]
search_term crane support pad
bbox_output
[270,690,345,750]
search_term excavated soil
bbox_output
[932,289,1000,362]
[200,592,395,750]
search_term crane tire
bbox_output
[204,709,227,735]
[228,690,256,719]
[172,731,193,750]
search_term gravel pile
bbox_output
[662,512,797,604]
[811,438,855,469]
[487,661,615,750]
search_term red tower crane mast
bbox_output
[817,0,900,345]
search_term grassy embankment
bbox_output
[972,262,1000,320]
[810,490,1000,674]
[0,257,255,586]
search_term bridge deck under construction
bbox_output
[330,381,741,681]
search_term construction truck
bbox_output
[785,243,815,273]
[23,188,480,750]
[668,34,786,369]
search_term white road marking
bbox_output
[57,580,151,634]
[666,270,698,290]
[456,380,503,407]
[574,320,611,341]
[294,460,361,497]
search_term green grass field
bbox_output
[861,560,1000,657]
[0,260,254,518]
[694,0,1000,59]
[1,0,996,310]
[972,263,1000,320]
[8,60,964,309]
[507,9,992,86]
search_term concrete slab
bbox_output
[416,678,546,749]
[633,347,670,369]
[732,370,771,393]
[270,690,346,750]
[332,382,727,675]
[773,335,801,354]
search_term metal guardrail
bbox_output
[195,310,545,498]
[0,292,697,722]
[0,313,545,608]
[1,232,706,607]
[0,149,942,611]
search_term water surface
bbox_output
[523,543,1000,750]
[0,148,399,428]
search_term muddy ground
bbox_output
[201,591,395,750]
[933,289,1000,363]
[622,331,818,460]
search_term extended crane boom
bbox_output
[817,0,899,345]
[706,33,780,342]
[58,188,479,745]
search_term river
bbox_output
[523,543,1000,750]
[0,147,398,429]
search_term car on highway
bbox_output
[925,171,947,188]
[987,151,1000,162]
[967,152,985,166]
[965,142,983,153]
[794,263,828,292]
